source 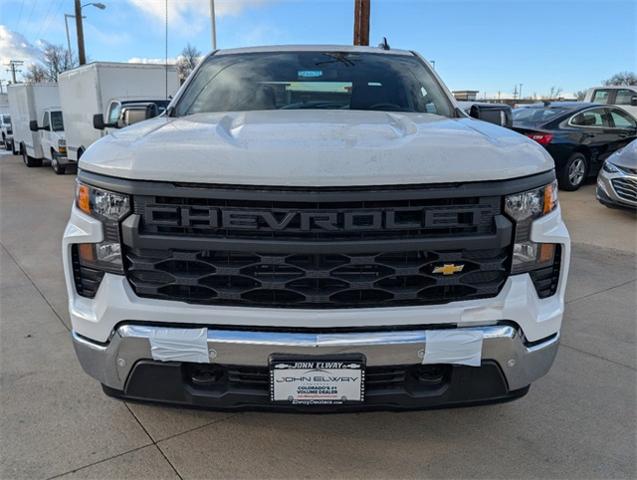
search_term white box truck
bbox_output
[58,62,179,162]
[7,82,63,167]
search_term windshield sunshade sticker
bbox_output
[297,70,323,78]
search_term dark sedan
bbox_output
[513,102,637,190]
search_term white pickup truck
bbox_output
[64,45,570,411]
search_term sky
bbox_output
[0,0,635,97]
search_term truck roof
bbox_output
[215,44,414,56]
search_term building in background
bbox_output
[452,90,479,101]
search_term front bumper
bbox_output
[73,323,558,410]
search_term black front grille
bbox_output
[121,184,512,308]
[612,178,637,203]
[125,247,509,308]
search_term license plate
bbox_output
[270,356,365,405]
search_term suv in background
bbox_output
[64,45,570,411]
[584,86,637,119]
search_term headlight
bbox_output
[505,180,559,275]
[76,182,130,221]
[75,181,130,274]
[504,180,557,221]
[602,161,619,174]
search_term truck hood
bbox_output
[79,110,553,186]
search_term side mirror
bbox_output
[93,113,106,130]
[29,120,39,132]
[120,107,148,127]
[469,104,513,128]
[630,96,637,107]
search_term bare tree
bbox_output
[602,71,637,86]
[574,90,587,101]
[176,43,202,83]
[22,43,77,83]
[547,86,563,99]
[23,63,47,83]
[42,43,77,81]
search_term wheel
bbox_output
[52,158,66,175]
[558,153,588,191]
[22,147,43,168]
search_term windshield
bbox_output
[174,51,453,117]
[2,115,9,124]
[513,107,570,125]
[50,111,64,132]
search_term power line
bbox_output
[35,0,63,41]
[24,0,39,33]
[16,0,25,30]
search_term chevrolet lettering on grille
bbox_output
[143,206,483,231]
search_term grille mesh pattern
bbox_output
[125,247,509,308]
[612,178,637,204]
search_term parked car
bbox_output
[512,102,637,190]
[597,139,637,210]
[65,45,570,411]
[29,107,69,174]
[58,62,179,163]
[7,82,61,167]
[584,86,637,119]
[0,112,12,152]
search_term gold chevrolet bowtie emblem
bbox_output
[432,264,465,275]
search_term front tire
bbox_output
[51,158,66,175]
[558,152,588,191]
[22,147,43,168]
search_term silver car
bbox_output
[597,139,637,210]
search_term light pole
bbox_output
[72,1,106,65]
[210,0,217,50]
[64,14,85,58]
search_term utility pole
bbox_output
[75,0,86,65]
[6,60,23,83]
[353,0,370,46]
[210,0,217,50]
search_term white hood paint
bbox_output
[79,110,553,186]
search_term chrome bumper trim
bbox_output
[72,324,559,392]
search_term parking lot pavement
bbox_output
[1,151,635,479]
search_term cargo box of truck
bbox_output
[58,62,179,161]
[8,82,61,167]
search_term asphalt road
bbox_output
[1,151,635,480]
